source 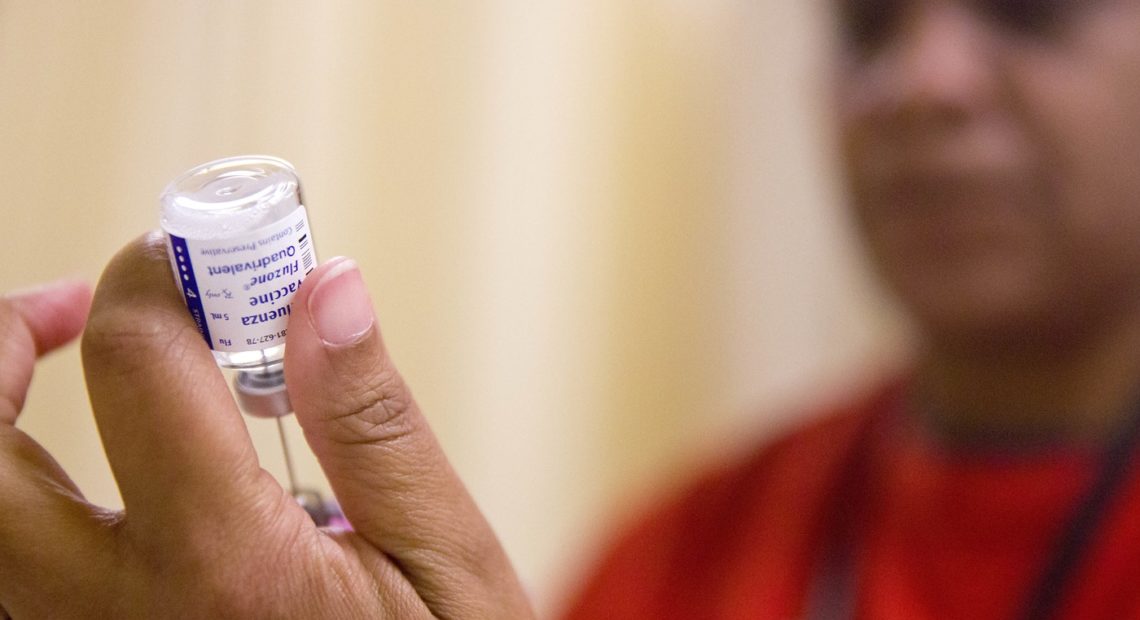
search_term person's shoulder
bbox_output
[645,377,899,546]
[559,378,903,620]
[754,379,899,482]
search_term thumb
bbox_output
[284,257,529,617]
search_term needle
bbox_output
[276,416,299,496]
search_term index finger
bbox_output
[0,279,91,423]
[81,233,278,539]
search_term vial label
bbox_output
[166,205,316,352]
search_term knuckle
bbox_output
[0,298,31,348]
[321,357,420,448]
[411,520,504,582]
[0,300,35,416]
[0,297,18,332]
[82,310,200,376]
[83,306,169,352]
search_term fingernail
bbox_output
[308,259,375,346]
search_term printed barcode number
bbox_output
[297,232,314,274]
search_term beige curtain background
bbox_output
[0,1,906,614]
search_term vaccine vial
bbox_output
[161,156,335,511]
[160,155,316,375]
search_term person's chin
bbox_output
[887,265,1064,354]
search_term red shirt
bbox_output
[561,382,1140,619]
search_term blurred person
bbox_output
[563,0,1140,618]
[2,1,1140,620]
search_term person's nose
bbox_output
[865,3,999,132]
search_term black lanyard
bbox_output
[804,403,1140,620]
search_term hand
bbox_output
[0,233,535,618]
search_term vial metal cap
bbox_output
[234,367,293,418]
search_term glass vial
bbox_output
[160,155,317,373]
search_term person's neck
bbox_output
[913,314,1140,447]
